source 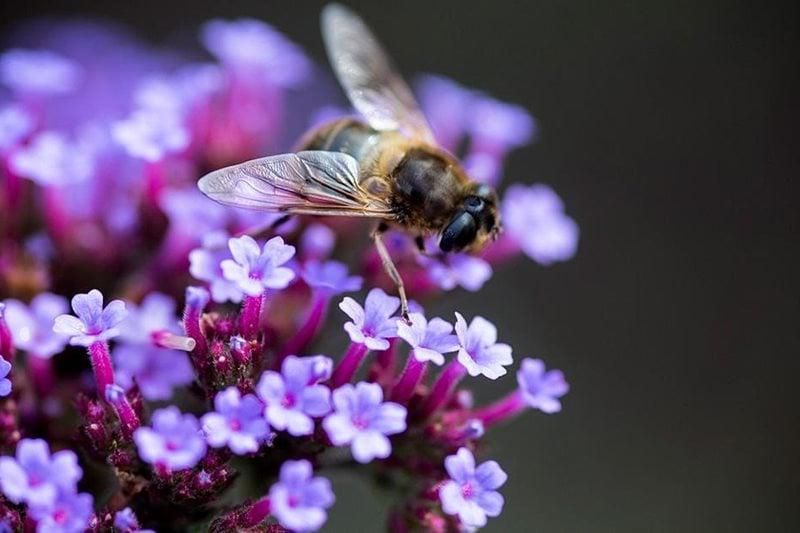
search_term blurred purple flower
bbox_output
[517,358,569,413]
[269,459,334,532]
[454,313,513,380]
[53,289,127,347]
[113,507,155,533]
[256,355,332,436]
[0,439,82,507]
[112,109,190,162]
[502,184,579,265]
[396,312,459,366]
[9,131,95,187]
[28,491,94,533]
[299,223,336,261]
[113,345,194,401]
[0,104,33,154]
[0,48,81,95]
[302,260,362,296]
[3,293,70,358]
[133,406,207,471]
[421,252,493,292]
[189,231,245,303]
[440,447,506,529]
[221,235,296,296]
[467,97,535,149]
[339,288,400,351]
[201,386,271,454]
[322,382,407,463]
[160,188,229,240]
[416,74,474,151]
[118,292,179,345]
[0,356,10,397]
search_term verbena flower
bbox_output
[0,439,82,507]
[517,358,569,413]
[28,490,94,533]
[112,109,190,162]
[0,104,33,154]
[202,386,271,454]
[467,97,535,150]
[221,235,296,296]
[53,289,127,347]
[420,252,493,292]
[114,507,155,533]
[133,407,207,471]
[339,288,400,351]
[3,293,70,358]
[299,223,335,261]
[440,447,506,529]
[454,312,513,379]
[189,231,245,303]
[502,183,579,265]
[0,48,81,95]
[269,460,334,532]
[160,188,229,241]
[256,356,332,436]
[302,260,363,295]
[396,312,459,365]
[9,131,95,187]
[323,382,407,463]
[0,356,11,397]
[118,292,180,345]
[113,345,194,400]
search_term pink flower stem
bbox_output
[88,341,115,402]
[27,355,55,396]
[107,389,140,439]
[331,342,369,388]
[420,361,467,418]
[472,390,528,428]
[278,292,329,363]
[183,299,209,369]
[42,186,71,245]
[144,160,165,206]
[241,496,271,528]
[239,294,264,339]
[391,353,428,403]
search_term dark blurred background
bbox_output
[2,1,798,531]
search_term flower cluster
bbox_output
[0,14,576,532]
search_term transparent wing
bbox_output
[321,3,437,145]
[197,150,394,218]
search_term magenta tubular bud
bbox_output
[183,286,210,362]
[105,384,140,439]
[420,361,467,418]
[88,341,115,401]
[239,294,264,339]
[0,303,14,360]
[331,342,369,388]
[391,353,428,403]
[278,292,329,364]
[472,389,528,428]
[241,496,271,528]
[152,330,197,352]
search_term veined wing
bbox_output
[197,150,394,218]
[321,3,437,145]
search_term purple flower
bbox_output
[0,356,11,397]
[189,231,245,303]
[9,131,95,187]
[300,223,336,261]
[517,358,569,413]
[302,260,363,295]
[160,188,229,240]
[201,18,311,87]
[440,447,506,528]
[0,104,33,154]
[467,97,535,149]
[421,252,493,292]
[53,289,127,347]
[3,293,70,358]
[0,48,81,95]
[416,74,474,151]
[256,356,332,436]
[133,406,207,471]
[0,439,82,507]
[269,460,334,532]
[113,507,154,533]
[112,109,190,162]
[113,345,194,401]
[322,382,407,463]
[502,184,579,265]
[339,288,400,351]
[454,313,513,380]
[201,387,270,454]
[396,313,459,366]
[221,235,296,296]
[28,491,94,533]
[118,292,179,345]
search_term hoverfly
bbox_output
[198,3,501,320]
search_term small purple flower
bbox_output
[517,358,569,413]
[113,507,154,533]
[3,293,70,358]
[113,345,194,401]
[502,184,579,265]
[0,356,11,397]
[53,290,127,347]
[339,288,400,351]
[416,74,474,151]
[454,313,513,380]
[133,406,207,471]
[189,231,245,303]
[28,491,94,533]
[300,223,336,260]
[0,104,34,154]
[9,131,95,187]
[256,356,332,436]
[0,439,82,507]
[396,312,459,366]
[201,387,271,455]
[118,292,179,345]
[221,235,296,296]
[467,97,535,149]
[322,382,407,463]
[160,188,229,240]
[112,109,190,162]
[440,447,507,529]
[302,260,363,296]
[269,460,335,532]
[421,252,493,292]
[0,48,81,95]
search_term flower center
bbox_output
[461,482,475,499]
[352,415,369,430]
[288,494,300,508]
[229,418,242,431]
[165,440,180,451]
[281,393,296,408]
[29,475,42,487]
[53,508,68,524]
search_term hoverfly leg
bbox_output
[371,223,411,323]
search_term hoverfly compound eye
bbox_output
[439,211,478,252]
[464,195,485,215]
